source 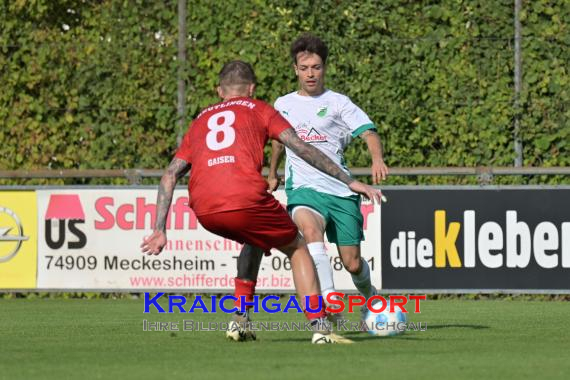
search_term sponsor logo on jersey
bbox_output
[297,127,328,143]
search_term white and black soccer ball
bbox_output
[364,300,407,337]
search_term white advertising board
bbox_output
[36,188,381,292]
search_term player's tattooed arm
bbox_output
[155,158,191,232]
[278,128,354,185]
[142,158,191,256]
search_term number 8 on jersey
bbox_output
[206,110,236,151]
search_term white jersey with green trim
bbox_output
[274,89,375,197]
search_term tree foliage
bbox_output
[0,0,568,184]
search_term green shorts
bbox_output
[286,187,363,246]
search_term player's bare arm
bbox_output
[267,139,285,192]
[278,128,383,203]
[141,157,191,255]
[361,129,389,184]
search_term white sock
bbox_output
[351,258,375,299]
[307,242,336,300]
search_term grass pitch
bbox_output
[1,296,569,380]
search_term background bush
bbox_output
[1,0,568,184]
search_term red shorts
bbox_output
[198,197,298,251]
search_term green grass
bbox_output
[1,297,569,380]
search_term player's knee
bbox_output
[300,225,323,241]
[278,233,305,258]
[342,257,362,274]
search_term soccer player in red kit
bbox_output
[141,60,383,344]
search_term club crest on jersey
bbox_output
[316,106,328,117]
[297,127,328,143]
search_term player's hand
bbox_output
[371,160,389,184]
[267,175,280,193]
[141,230,167,255]
[349,181,384,204]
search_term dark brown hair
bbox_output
[290,34,329,64]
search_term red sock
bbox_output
[234,278,256,311]
[303,294,326,320]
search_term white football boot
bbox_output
[311,332,355,344]
[226,311,256,342]
[311,318,354,344]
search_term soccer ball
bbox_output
[364,300,407,337]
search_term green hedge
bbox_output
[1,0,568,184]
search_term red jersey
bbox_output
[175,97,291,216]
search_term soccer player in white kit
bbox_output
[228,34,388,340]
[271,33,388,315]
